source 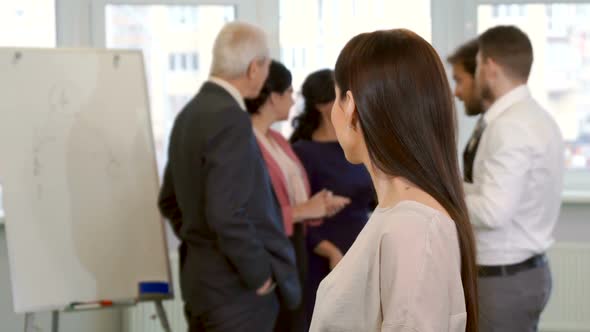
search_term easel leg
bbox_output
[155,300,171,332]
[24,313,36,332]
[51,311,60,332]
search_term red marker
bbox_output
[99,300,113,307]
[70,300,114,310]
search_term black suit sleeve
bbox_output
[158,164,183,238]
[204,110,272,290]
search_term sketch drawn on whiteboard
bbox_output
[32,82,121,201]
[32,82,78,200]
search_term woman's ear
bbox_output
[345,90,359,130]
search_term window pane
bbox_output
[478,3,590,191]
[168,53,175,71]
[180,53,187,70]
[191,53,199,71]
[279,0,431,137]
[0,0,56,47]
[105,5,235,176]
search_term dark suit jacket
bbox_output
[158,82,301,315]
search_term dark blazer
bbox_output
[158,82,301,315]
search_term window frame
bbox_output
[89,0,257,48]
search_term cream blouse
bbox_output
[310,200,467,332]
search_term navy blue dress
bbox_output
[292,140,374,328]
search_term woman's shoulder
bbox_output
[291,139,316,156]
[267,129,303,158]
[267,129,292,150]
[372,201,458,241]
[291,137,312,148]
[292,139,338,152]
[268,128,288,143]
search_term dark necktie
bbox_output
[463,116,486,183]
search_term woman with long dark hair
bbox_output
[290,70,375,329]
[245,60,350,332]
[290,69,336,144]
[309,30,478,332]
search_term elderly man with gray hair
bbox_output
[158,22,300,332]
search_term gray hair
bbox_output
[210,22,269,79]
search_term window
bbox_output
[492,4,526,18]
[168,53,175,71]
[478,3,590,193]
[168,95,192,117]
[279,0,431,136]
[180,53,187,70]
[352,0,359,16]
[168,52,199,72]
[169,6,198,26]
[547,4,572,37]
[106,5,235,175]
[0,0,56,47]
[0,0,56,221]
[498,5,510,17]
[191,53,199,71]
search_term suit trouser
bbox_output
[478,264,552,332]
[274,225,307,332]
[185,291,279,332]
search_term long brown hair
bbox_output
[290,69,336,143]
[335,29,478,332]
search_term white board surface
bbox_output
[0,48,171,313]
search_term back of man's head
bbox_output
[210,22,269,79]
[447,39,479,77]
[478,25,533,82]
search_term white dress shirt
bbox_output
[464,85,564,266]
[310,201,466,332]
[209,76,247,111]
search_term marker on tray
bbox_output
[69,300,113,310]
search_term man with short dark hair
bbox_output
[447,39,491,183]
[464,25,564,332]
[447,39,485,117]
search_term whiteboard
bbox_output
[0,48,171,313]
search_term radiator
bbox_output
[124,243,590,332]
[541,243,590,331]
